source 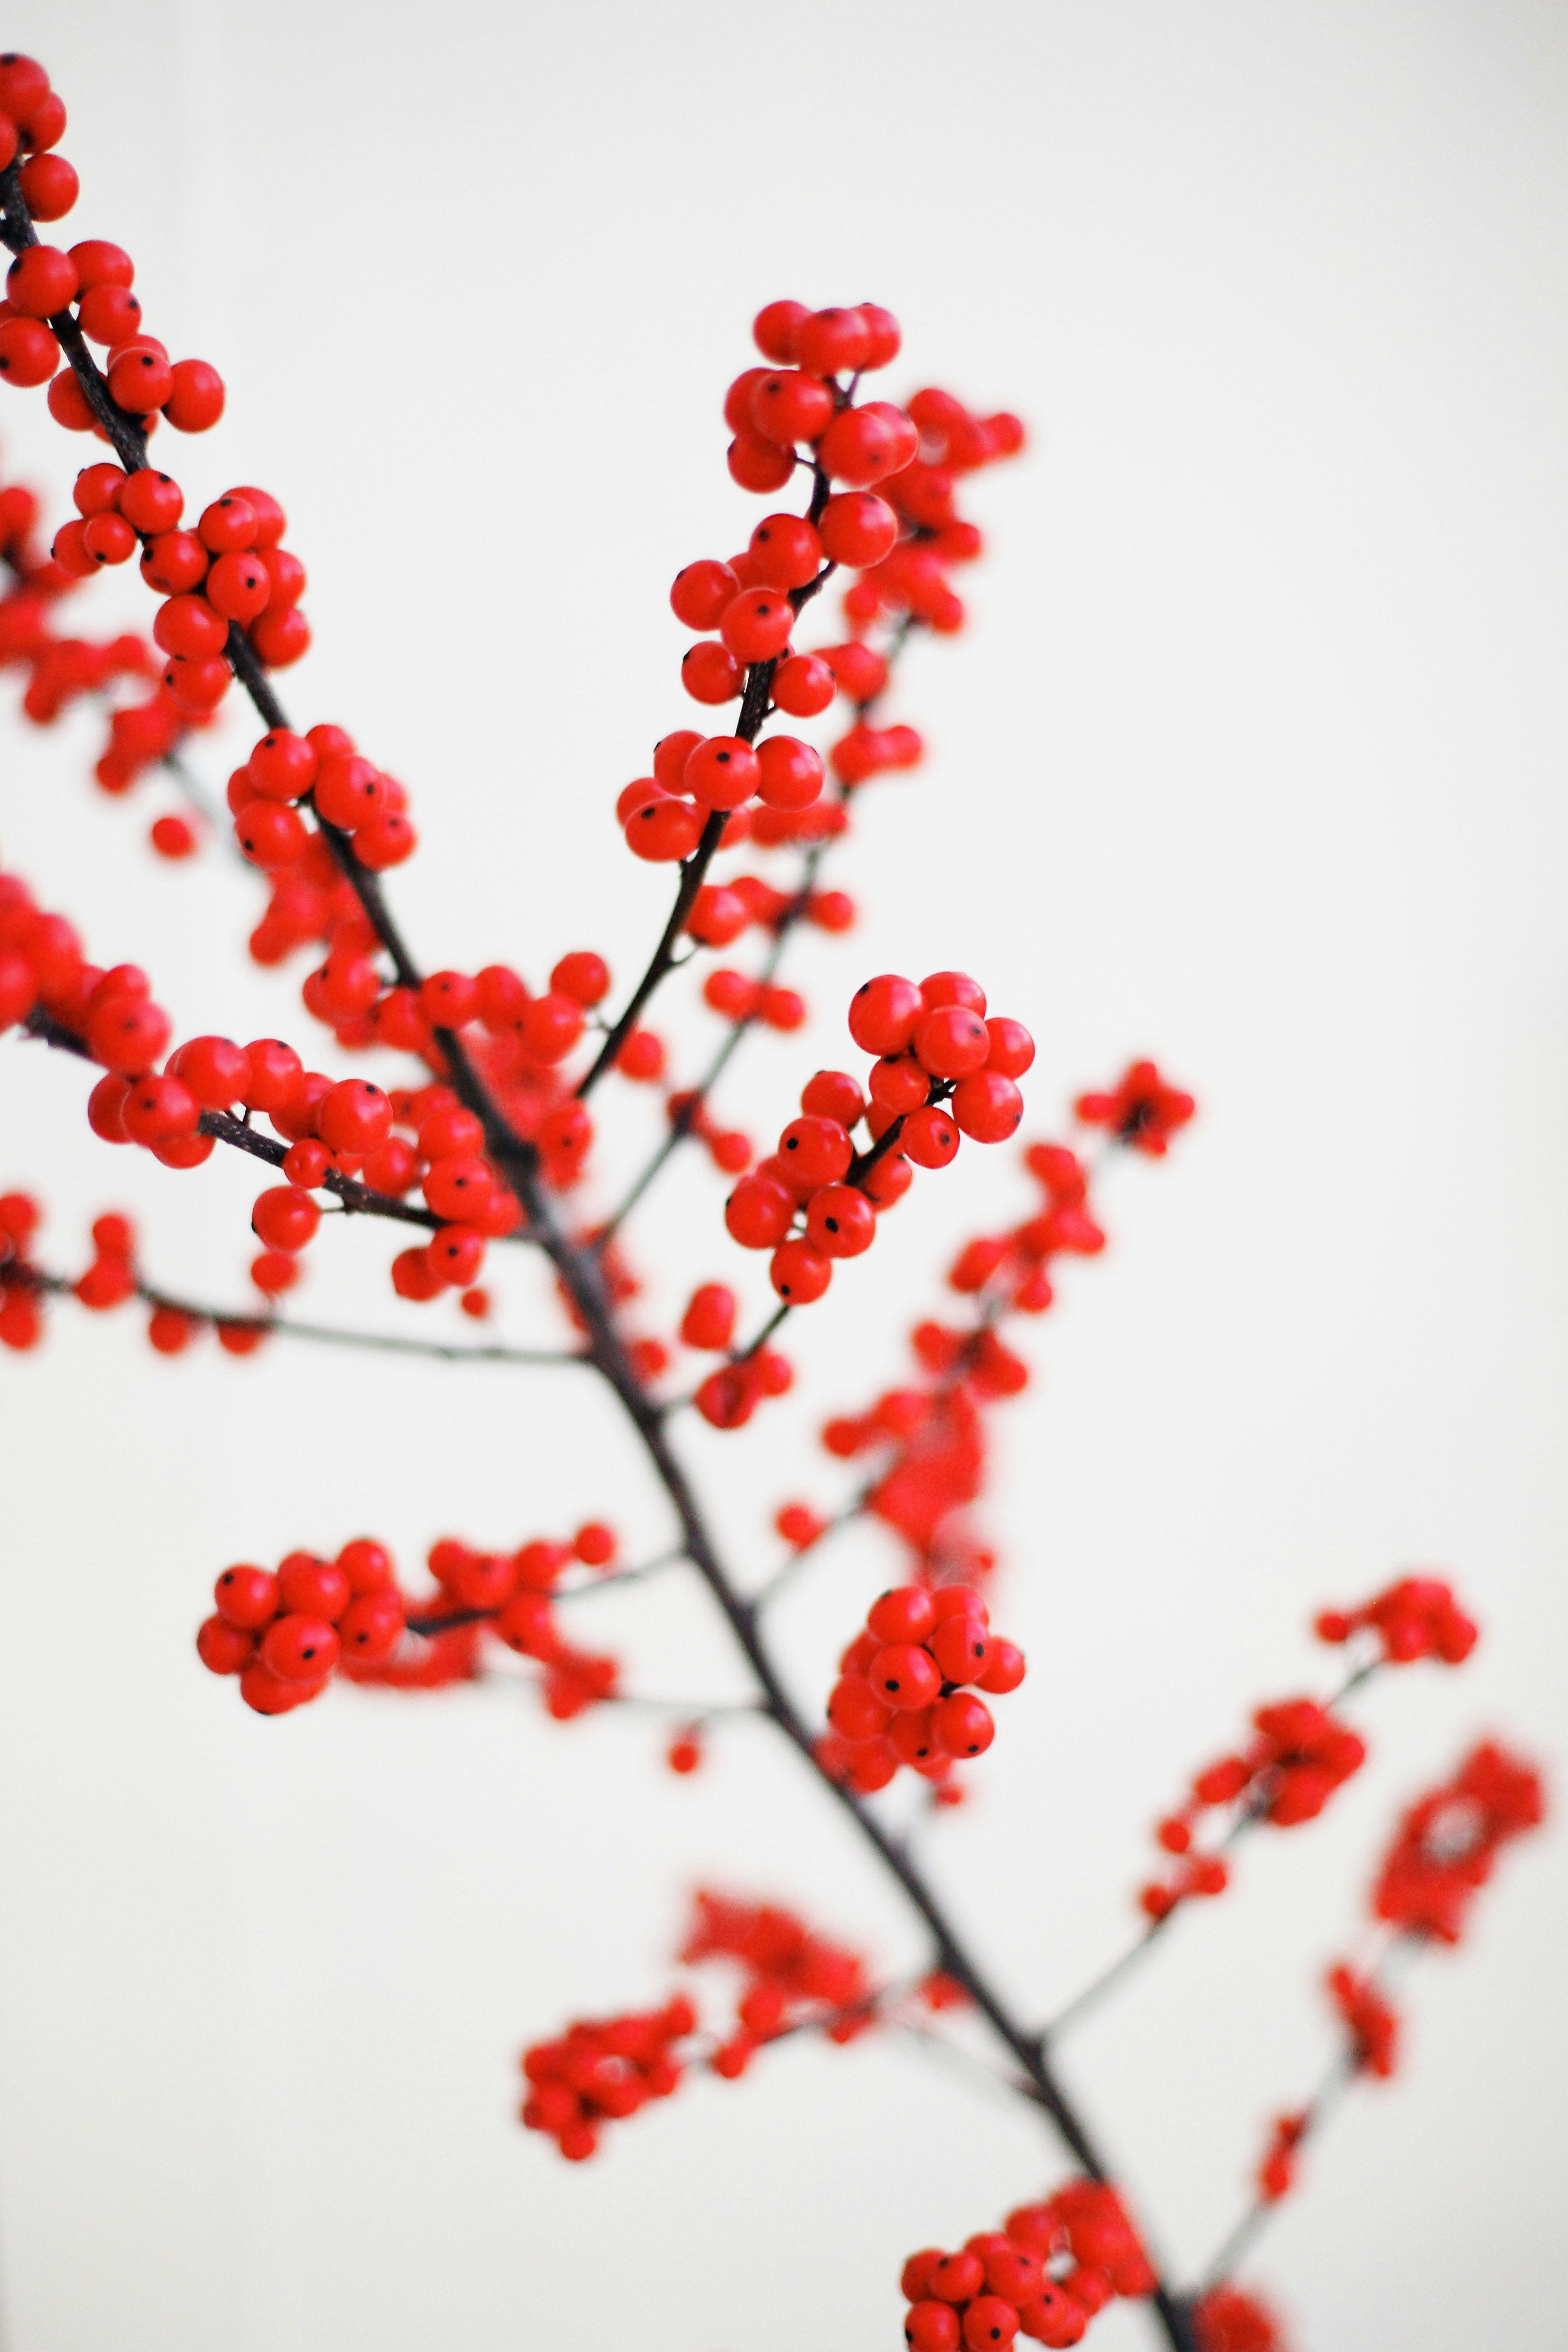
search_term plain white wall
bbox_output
[1,4,1565,2348]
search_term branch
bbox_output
[1191,1933,1424,2295]
[1042,1657,1388,2043]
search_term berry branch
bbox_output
[0,62,1544,2352]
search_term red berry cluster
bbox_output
[715,972,1030,1329]
[1325,1963,1399,2078]
[820,1582,1024,1797]
[196,1524,623,1719]
[0,56,221,431]
[197,1542,407,1716]
[679,1889,872,2073]
[1371,1739,1544,1945]
[901,2181,1156,2350]
[843,383,1024,637]
[0,459,204,848]
[1143,1700,1369,1920]
[1314,1574,1478,1665]
[1190,2287,1286,2352]
[520,1996,695,2162]
[55,474,305,718]
[229,715,415,887]
[1073,1060,1196,1156]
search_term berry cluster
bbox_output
[197,1544,406,1716]
[820,1582,1025,1797]
[55,475,306,720]
[1142,1699,1367,1920]
[679,1888,872,2073]
[900,2181,1156,2350]
[1314,1574,1478,1665]
[0,1187,43,1348]
[520,1996,695,2162]
[1073,1061,1195,1157]
[1324,1962,1399,2078]
[0,55,222,434]
[717,971,1031,1324]
[195,1524,622,1717]
[1372,1739,1544,1944]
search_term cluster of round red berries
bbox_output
[1074,1060,1195,1157]
[1315,1574,1478,1666]
[1190,2287,1285,2352]
[1325,1961,1399,2079]
[1372,1738,1544,1945]
[197,1542,407,1715]
[0,1187,269,1358]
[520,1997,695,2162]
[843,384,1024,639]
[714,973,1031,1318]
[1142,1699,1368,1920]
[819,1582,1024,1797]
[55,473,305,719]
[901,2180,1156,2350]
[700,964,806,1032]
[230,716,408,878]
[195,1524,624,1720]
[678,1888,872,2075]
[0,57,223,428]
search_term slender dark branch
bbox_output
[752,1496,868,1608]
[12,1263,583,1367]
[574,808,730,1101]
[596,833,833,1244]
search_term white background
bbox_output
[1,4,1565,2348]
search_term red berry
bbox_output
[933,1691,995,1758]
[728,432,795,493]
[869,1644,942,1710]
[961,2297,1019,2350]
[279,1553,352,1621]
[777,1115,852,1187]
[770,1237,832,1303]
[952,1072,1024,1143]
[977,1639,1026,1695]
[800,1069,864,1126]
[252,1186,320,1252]
[752,300,810,361]
[0,317,59,387]
[905,2302,961,2352]
[749,369,835,445]
[724,1172,794,1249]
[197,1615,254,1675]
[682,641,743,703]
[6,244,77,318]
[803,1183,874,1257]
[985,1017,1035,1077]
[214,1564,281,1630]
[318,1078,392,1155]
[818,401,919,486]
[771,652,837,716]
[164,359,225,432]
[795,307,872,377]
[747,512,821,590]
[680,1283,736,1349]
[670,558,739,628]
[108,344,174,412]
[931,1615,992,1684]
[819,491,899,568]
[261,1613,340,1683]
[848,973,924,1055]
[685,736,760,811]
[719,587,795,665]
[915,1005,991,1079]
[756,735,824,811]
